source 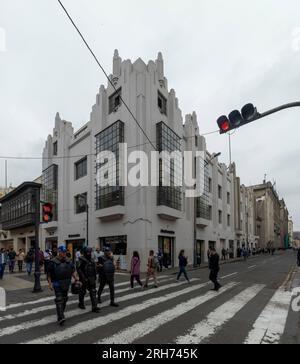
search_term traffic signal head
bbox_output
[42,203,53,223]
[217,115,230,134]
[217,103,258,134]
[241,103,257,122]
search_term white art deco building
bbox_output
[41,51,240,270]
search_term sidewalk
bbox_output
[0,271,49,292]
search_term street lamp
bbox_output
[78,194,89,247]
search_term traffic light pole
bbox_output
[255,102,300,121]
[33,188,42,293]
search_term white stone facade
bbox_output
[40,51,244,270]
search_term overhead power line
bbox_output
[0,129,221,161]
[57,0,157,151]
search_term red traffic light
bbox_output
[42,203,53,223]
[217,115,231,134]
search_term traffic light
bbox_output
[42,203,53,223]
[217,103,259,134]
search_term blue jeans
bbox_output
[0,264,5,279]
[26,262,33,275]
[177,266,189,281]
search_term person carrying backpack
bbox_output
[176,250,190,283]
[143,250,158,289]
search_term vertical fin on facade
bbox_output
[156,52,164,81]
[113,49,122,77]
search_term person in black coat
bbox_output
[97,247,119,307]
[47,246,76,325]
[77,247,101,313]
[297,248,300,266]
[208,247,222,291]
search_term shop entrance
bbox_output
[66,239,85,261]
[196,240,205,265]
[158,236,175,268]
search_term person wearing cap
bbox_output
[47,245,76,325]
[76,247,101,313]
[97,247,119,307]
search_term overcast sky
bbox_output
[1,0,300,229]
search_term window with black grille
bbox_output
[158,91,167,115]
[75,157,87,180]
[95,120,124,210]
[75,193,87,214]
[109,88,122,114]
[156,122,182,211]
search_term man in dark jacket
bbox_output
[47,246,76,325]
[209,247,222,291]
[76,247,100,313]
[97,247,119,307]
[297,248,300,266]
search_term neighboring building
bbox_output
[40,51,239,269]
[252,182,283,249]
[280,199,289,248]
[0,182,41,252]
[288,219,294,248]
[184,114,236,264]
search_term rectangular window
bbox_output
[208,178,212,193]
[196,164,211,220]
[227,214,231,227]
[75,193,87,214]
[95,121,125,210]
[156,121,182,211]
[218,185,222,199]
[53,142,58,156]
[227,192,230,204]
[218,210,223,224]
[109,88,122,114]
[75,157,87,180]
[158,91,167,115]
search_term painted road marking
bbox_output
[23,279,205,344]
[97,282,238,344]
[244,288,292,344]
[176,284,265,344]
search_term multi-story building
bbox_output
[252,181,283,249]
[280,199,289,248]
[0,182,41,251]
[40,51,238,270]
[288,219,294,248]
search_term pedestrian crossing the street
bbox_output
[0,274,294,344]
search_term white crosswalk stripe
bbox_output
[0,277,174,323]
[5,275,170,310]
[24,279,203,344]
[97,282,238,344]
[175,284,265,344]
[244,288,292,344]
[0,276,294,345]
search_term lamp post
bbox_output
[33,187,42,293]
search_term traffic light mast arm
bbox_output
[254,102,300,121]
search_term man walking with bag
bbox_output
[209,247,222,291]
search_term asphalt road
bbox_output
[0,250,299,344]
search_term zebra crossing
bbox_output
[0,273,294,344]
